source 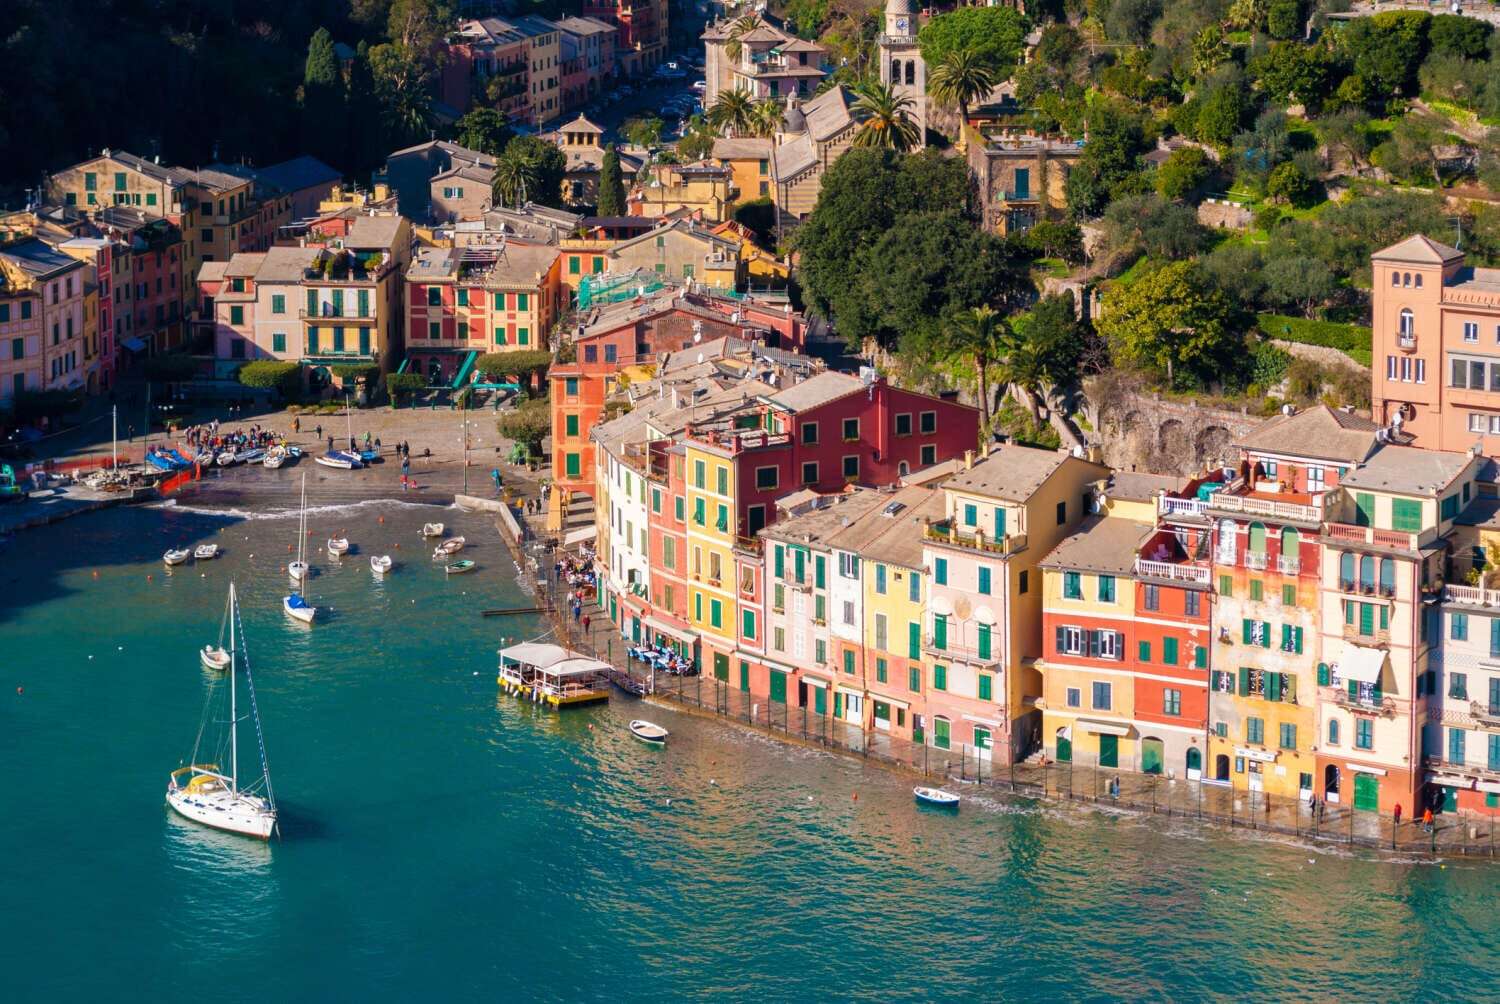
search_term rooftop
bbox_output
[767,370,862,412]
[0,238,84,278]
[1340,444,1475,497]
[761,488,890,548]
[1234,404,1380,466]
[345,214,405,251]
[1040,515,1153,576]
[945,444,1099,504]
[1372,234,1463,265]
[1107,471,1186,503]
[844,486,946,568]
[254,246,321,283]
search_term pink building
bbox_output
[557,16,617,113]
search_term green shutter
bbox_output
[908,622,920,659]
[977,624,991,660]
[1163,637,1178,665]
[815,555,826,589]
[1239,667,1250,696]
[933,615,946,650]
[1266,672,1281,702]
[1354,492,1375,527]
[1242,618,1252,644]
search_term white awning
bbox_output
[962,714,1002,728]
[1428,774,1474,790]
[1337,645,1386,684]
[545,657,613,677]
[872,694,910,711]
[799,675,829,689]
[1234,746,1277,764]
[835,685,863,700]
[498,642,570,668]
[1347,763,1387,776]
[1055,725,1072,741]
[564,525,598,546]
[1078,719,1130,737]
[1478,780,1500,794]
[643,615,698,644]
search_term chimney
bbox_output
[964,449,974,470]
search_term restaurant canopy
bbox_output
[499,642,570,668]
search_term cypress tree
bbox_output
[302,28,343,169]
[598,144,626,216]
[345,40,382,178]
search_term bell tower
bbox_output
[878,0,926,144]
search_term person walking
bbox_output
[292,416,300,434]
[327,435,335,452]
[1394,803,1403,828]
[1422,807,1434,832]
[315,424,322,441]
[583,614,591,633]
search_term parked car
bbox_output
[691,79,706,92]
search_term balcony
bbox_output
[1330,687,1398,717]
[1243,550,1268,570]
[734,535,762,557]
[1134,557,1211,583]
[924,518,1028,556]
[1398,334,1417,351]
[1000,189,1038,203]
[1422,754,1500,784]
[1342,624,1391,646]
[1443,583,1500,608]
[1205,491,1322,524]
[1159,496,1209,518]
[1470,702,1500,729]
[300,309,373,322]
[1324,522,1419,552]
[1277,554,1301,575]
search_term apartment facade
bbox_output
[584,0,666,78]
[0,240,87,393]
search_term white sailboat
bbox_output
[167,582,279,840]
[285,474,315,624]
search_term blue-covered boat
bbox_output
[145,451,177,472]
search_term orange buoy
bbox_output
[92,570,99,578]
[378,516,385,524]
[394,542,400,549]
[287,544,293,552]
[15,687,21,695]
[147,574,153,582]
[852,793,858,801]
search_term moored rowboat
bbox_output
[370,554,393,575]
[421,522,445,538]
[629,720,669,746]
[445,559,477,575]
[164,548,192,566]
[200,645,230,671]
[194,544,219,560]
[914,786,960,808]
[326,537,350,556]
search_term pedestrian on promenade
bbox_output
[327,435,335,452]
[315,424,322,441]
[1422,807,1434,832]
[583,614,591,633]
[401,475,408,492]
[1394,803,1403,828]
[491,468,502,495]
[293,416,300,433]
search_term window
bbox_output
[801,461,818,485]
[963,503,978,526]
[874,564,887,595]
[1063,571,1081,599]
[933,664,948,691]
[1279,723,1297,750]
[603,344,616,363]
[921,444,936,466]
[908,666,921,692]
[1246,717,1265,745]
[1327,719,1340,746]
[1143,584,1159,611]
[755,466,778,491]
[842,417,859,441]
[1250,579,1263,602]
[934,557,947,585]
[1056,500,1066,525]
[1219,574,1233,597]
[1185,591,1201,617]
[842,455,859,479]
[272,332,286,353]
[1449,727,1466,763]
[919,411,936,433]
[977,566,991,595]
[1138,640,1151,663]
[229,305,243,325]
[742,609,756,640]
[875,657,887,684]
[801,421,818,445]
[1066,687,1081,708]
[1355,718,1373,750]
[1163,637,1179,665]
[1453,613,1469,641]
[1098,575,1115,602]
[1450,672,1469,700]
[895,413,912,436]
[1091,682,1112,710]
[1163,689,1181,716]
[1465,321,1479,342]
[1060,626,1084,655]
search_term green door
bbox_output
[738,662,749,692]
[973,727,991,754]
[1099,734,1119,768]
[933,718,951,750]
[1141,738,1164,775]
[631,617,641,644]
[713,652,729,682]
[814,686,827,715]
[1353,773,1379,812]
[833,691,842,718]
[770,670,787,704]
[1443,786,1458,813]
[1056,732,1072,763]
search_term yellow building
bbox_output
[629,163,734,223]
[683,438,739,683]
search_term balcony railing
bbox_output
[1159,496,1209,517]
[1330,687,1398,717]
[1134,557,1211,583]
[1205,492,1322,523]
[1398,335,1417,350]
[1277,554,1301,575]
[1342,624,1391,646]
[1422,754,1500,782]
[1325,522,1418,551]
[1244,551,1269,570]
[1444,583,1500,608]
[924,519,1028,556]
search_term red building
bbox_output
[582,0,667,77]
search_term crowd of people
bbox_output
[183,421,281,456]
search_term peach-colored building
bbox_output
[1370,234,1500,453]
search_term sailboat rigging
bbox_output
[285,473,315,623]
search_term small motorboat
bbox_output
[262,447,286,469]
[194,544,220,560]
[165,449,193,467]
[629,720,668,746]
[421,523,445,538]
[288,560,308,582]
[358,448,380,464]
[236,447,265,464]
[200,645,230,671]
[147,452,178,472]
[164,548,192,566]
[315,451,362,470]
[914,787,960,808]
[215,451,238,467]
[370,554,393,575]
[286,445,303,459]
[283,592,316,624]
[194,449,217,466]
[326,537,350,556]
[445,559,477,575]
[432,537,466,559]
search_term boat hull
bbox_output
[288,561,308,582]
[164,550,191,566]
[166,785,275,840]
[283,596,316,624]
[914,787,960,808]
[629,720,669,745]
[201,646,230,671]
[194,545,219,560]
[370,556,393,574]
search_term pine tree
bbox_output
[597,145,625,216]
[302,28,344,169]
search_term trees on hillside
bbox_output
[927,48,998,125]
[598,145,626,216]
[708,89,755,137]
[301,28,344,169]
[492,136,567,208]
[1098,261,1248,389]
[917,7,1026,72]
[851,81,922,151]
[453,108,512,157]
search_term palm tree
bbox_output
[949,306,1008,432]
[723,15,760,64]
[928,48,997,133]
[491,148,539,208]
[748,98,783,138]
[709,88,755,137]
[851,80,922,152]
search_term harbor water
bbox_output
[2,498,1498,1001]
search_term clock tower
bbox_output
[878,0,926,144]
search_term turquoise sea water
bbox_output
[2,498,1498,1002]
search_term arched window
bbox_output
[1248,521,1267,556]
[890,59,900,82]
[1415,274,1423,288]
[1378,557,1394,596]
[1399,309,1414,337]
[1403,272,1411,287]
[1359,554,1374,590]
[1329,719,1340,745]
[1340,551,1355,587]
[898,461,909,476]
[1280,527,1300,565]
[1391,271,1400,286]
[1217,518,1238,562]
[906,61,915,85]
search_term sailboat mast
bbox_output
[229,583,238,791]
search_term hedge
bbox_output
[1255,314,1372,367]
[237,360,302,396]
[385,372,427,401]
[476,350,551,383]
[332,363,379,384]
